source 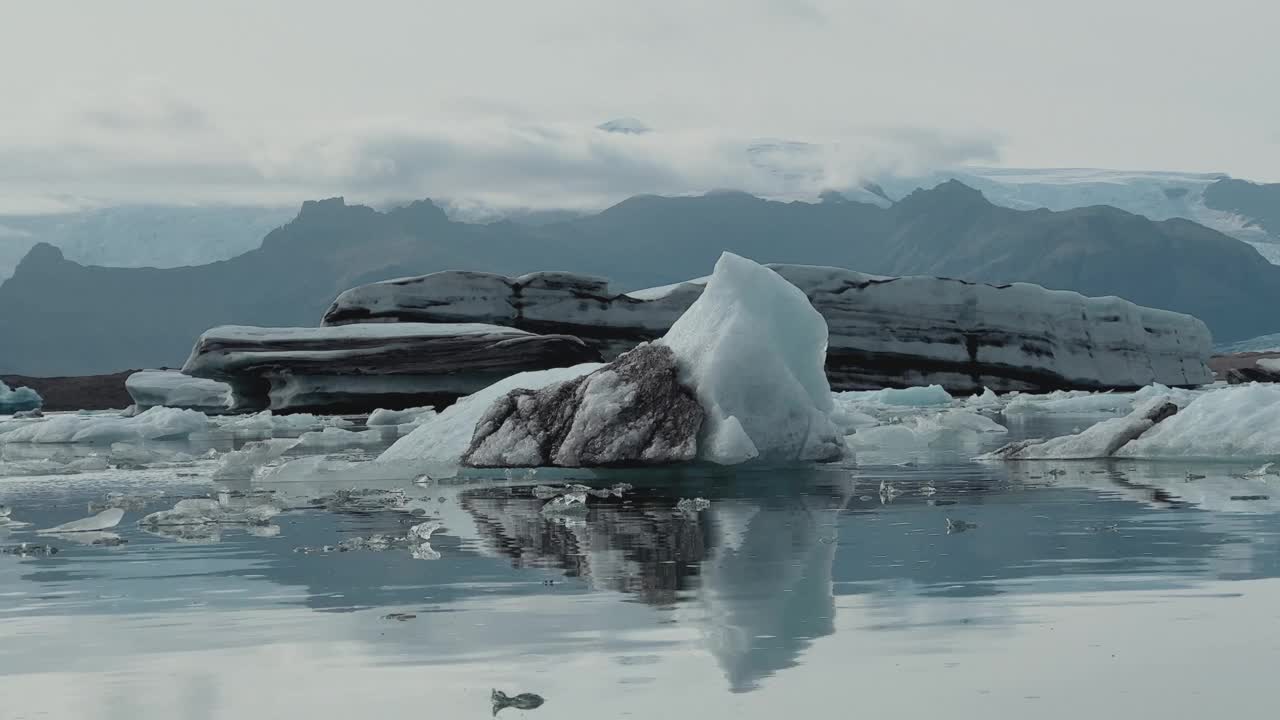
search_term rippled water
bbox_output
[3,417,1280,719]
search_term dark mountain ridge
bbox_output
[3,181,1279,375]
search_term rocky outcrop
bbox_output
[1209,352,1280,384]
[182,323,601,413]
[463,343,702,467]
[328,264,1214,395]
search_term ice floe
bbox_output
[0,380,42,415]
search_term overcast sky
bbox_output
[2,0,1276,212]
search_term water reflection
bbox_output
[3,456,1280,714]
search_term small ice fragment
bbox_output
[492,689,545,716]
[1185,471,1206,482]
[39,508,125,534]
[541,491,588,515]
[1243,463,1274,480]
[610,482,633,497]
[920,484,937,497]
[1,542,58,556]
[0,505,11,519]
[878,479,901,501]
[532,485,562,500]
[408,521,442,543]
[946,518,978,534]
[383,612,417,621]
[413,473,435,486]
[676,497,711,515]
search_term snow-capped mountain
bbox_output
[874,168,1280,265]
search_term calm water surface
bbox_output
[2,417,1278,719]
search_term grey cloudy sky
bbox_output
[1,0,1277,212]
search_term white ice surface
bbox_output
[367,406,437,427]
[1117,384,1280,459]
[659,252,844,463]
[0,407,209,444]
[125,370,231,411]
[38,508,125,534]
[220,411,354,435]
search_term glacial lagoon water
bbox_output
[2,416,1280,719]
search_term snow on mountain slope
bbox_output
[876,168,1280,264]
[0,205,295,280]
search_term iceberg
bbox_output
[659,253,843,463]
[367,405,436,427]
[386,254,846,467]
[38,508,125,534]
[982,397,1179,460]
[125,370,231,412]
[0,407,208,444]
[0,380,42,415]
[182,323,601,413]
[325,263,1213,394]
[1117,384,1280,459]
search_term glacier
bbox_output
[323,263,1212,395]
[181,323,601,413]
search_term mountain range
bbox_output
[3,180,1279,376]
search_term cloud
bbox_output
[0,83,1003,213]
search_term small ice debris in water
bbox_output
[492,690,545,716]
[1231,495,1270,501]
[14,408,42,419]
[676,497,711,515]
[542,491,589,515]
[1047,469,1066,477]
[1185,471,1206,482]
[0,505,11,519]
[920,483,937,497]
[413,473,435,486]
[610,482,633,498]
[1086,523,1119,533]
[879,479,901,502]
[946,518,978,534]
[91,534,127,546]
[383,612,417,622]
[532,485,563,500]
[1,542,58,556]
[1243,463,1274,480]
[408,521,442,543]
[39,508,125,534]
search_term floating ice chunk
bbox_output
[847,410,1006,450]
[223,410,354,435]
[125,370,231,412]
[541,491,589,515]
[676,497,711,514]
[367,406,437,427]
[0,454,109,478]
[1243,463,1275,479]
[964,387,1002,411]
[1001,390,1137,416]
[407,520,443,560]
[0,380,42,415]
[1117,384,1280,459]
[212,439,298,480]
[138,497,282,527]
[379,363,603,465]
[293,427,393,452]
[982,398,1179,460]
[659,253,843,463]
[0,407,209,444]
[39,508,125,534]
[860,385,953,407]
